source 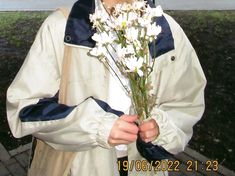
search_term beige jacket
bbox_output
[6,0,206,175]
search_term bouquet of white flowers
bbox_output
[90,0,174,166]
[90,0,163,122]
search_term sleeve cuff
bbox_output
[97,113,119,148]
[150,108,170,144]
[150,108,183,154]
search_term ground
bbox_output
[0,11,234,170]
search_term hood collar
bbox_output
[64,0,174,58]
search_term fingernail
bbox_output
[144,139,150,143]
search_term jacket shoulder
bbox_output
[42,9,67,28]
[163,13,182,30]
[163,13,194,51]
[163,13,187,41]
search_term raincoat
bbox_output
[6,0,206,175]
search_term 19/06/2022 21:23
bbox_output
[117,159,219,172]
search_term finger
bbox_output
[117,119,139,134]
[139,129,157,140]
[139,119,157,132]
[140,132,157,143]
[108,139,133,146]
[110,130,137,142]
[120,114,138,123]
[142,136,156,143]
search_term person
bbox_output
[6,0,206,175]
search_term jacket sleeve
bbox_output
[6,10,120,151]
[151,14,207,155]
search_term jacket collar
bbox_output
[64,0,174,58]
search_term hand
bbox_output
[139,119,159,143]
[108,115,139,146]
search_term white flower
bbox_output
[145,5,163,18]
[114,13,129,29]
[90,13,100,27]
[153,5,163,17]
[126,44,135,54]
[114,3,122,13]
[128,11,139,22]
[90,8,109,28]
[116,45,126,59]
[125,57,144,77]
[105,19,115,29]
[92,33,101,42]
[132,1,146,10]
[116,44,135,60]
[90,44,106,57]
[146,23,162,38]
[137,5,163,28]
[90,8,109,22]
[125,27,139,42]
[138,15,152,27]
[92,32,115,45]
[116,3,132,12]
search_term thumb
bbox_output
[120,114,138,123]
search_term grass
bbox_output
[0,12,49,47]
[0,11,234,170]
[0,11,49,149]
